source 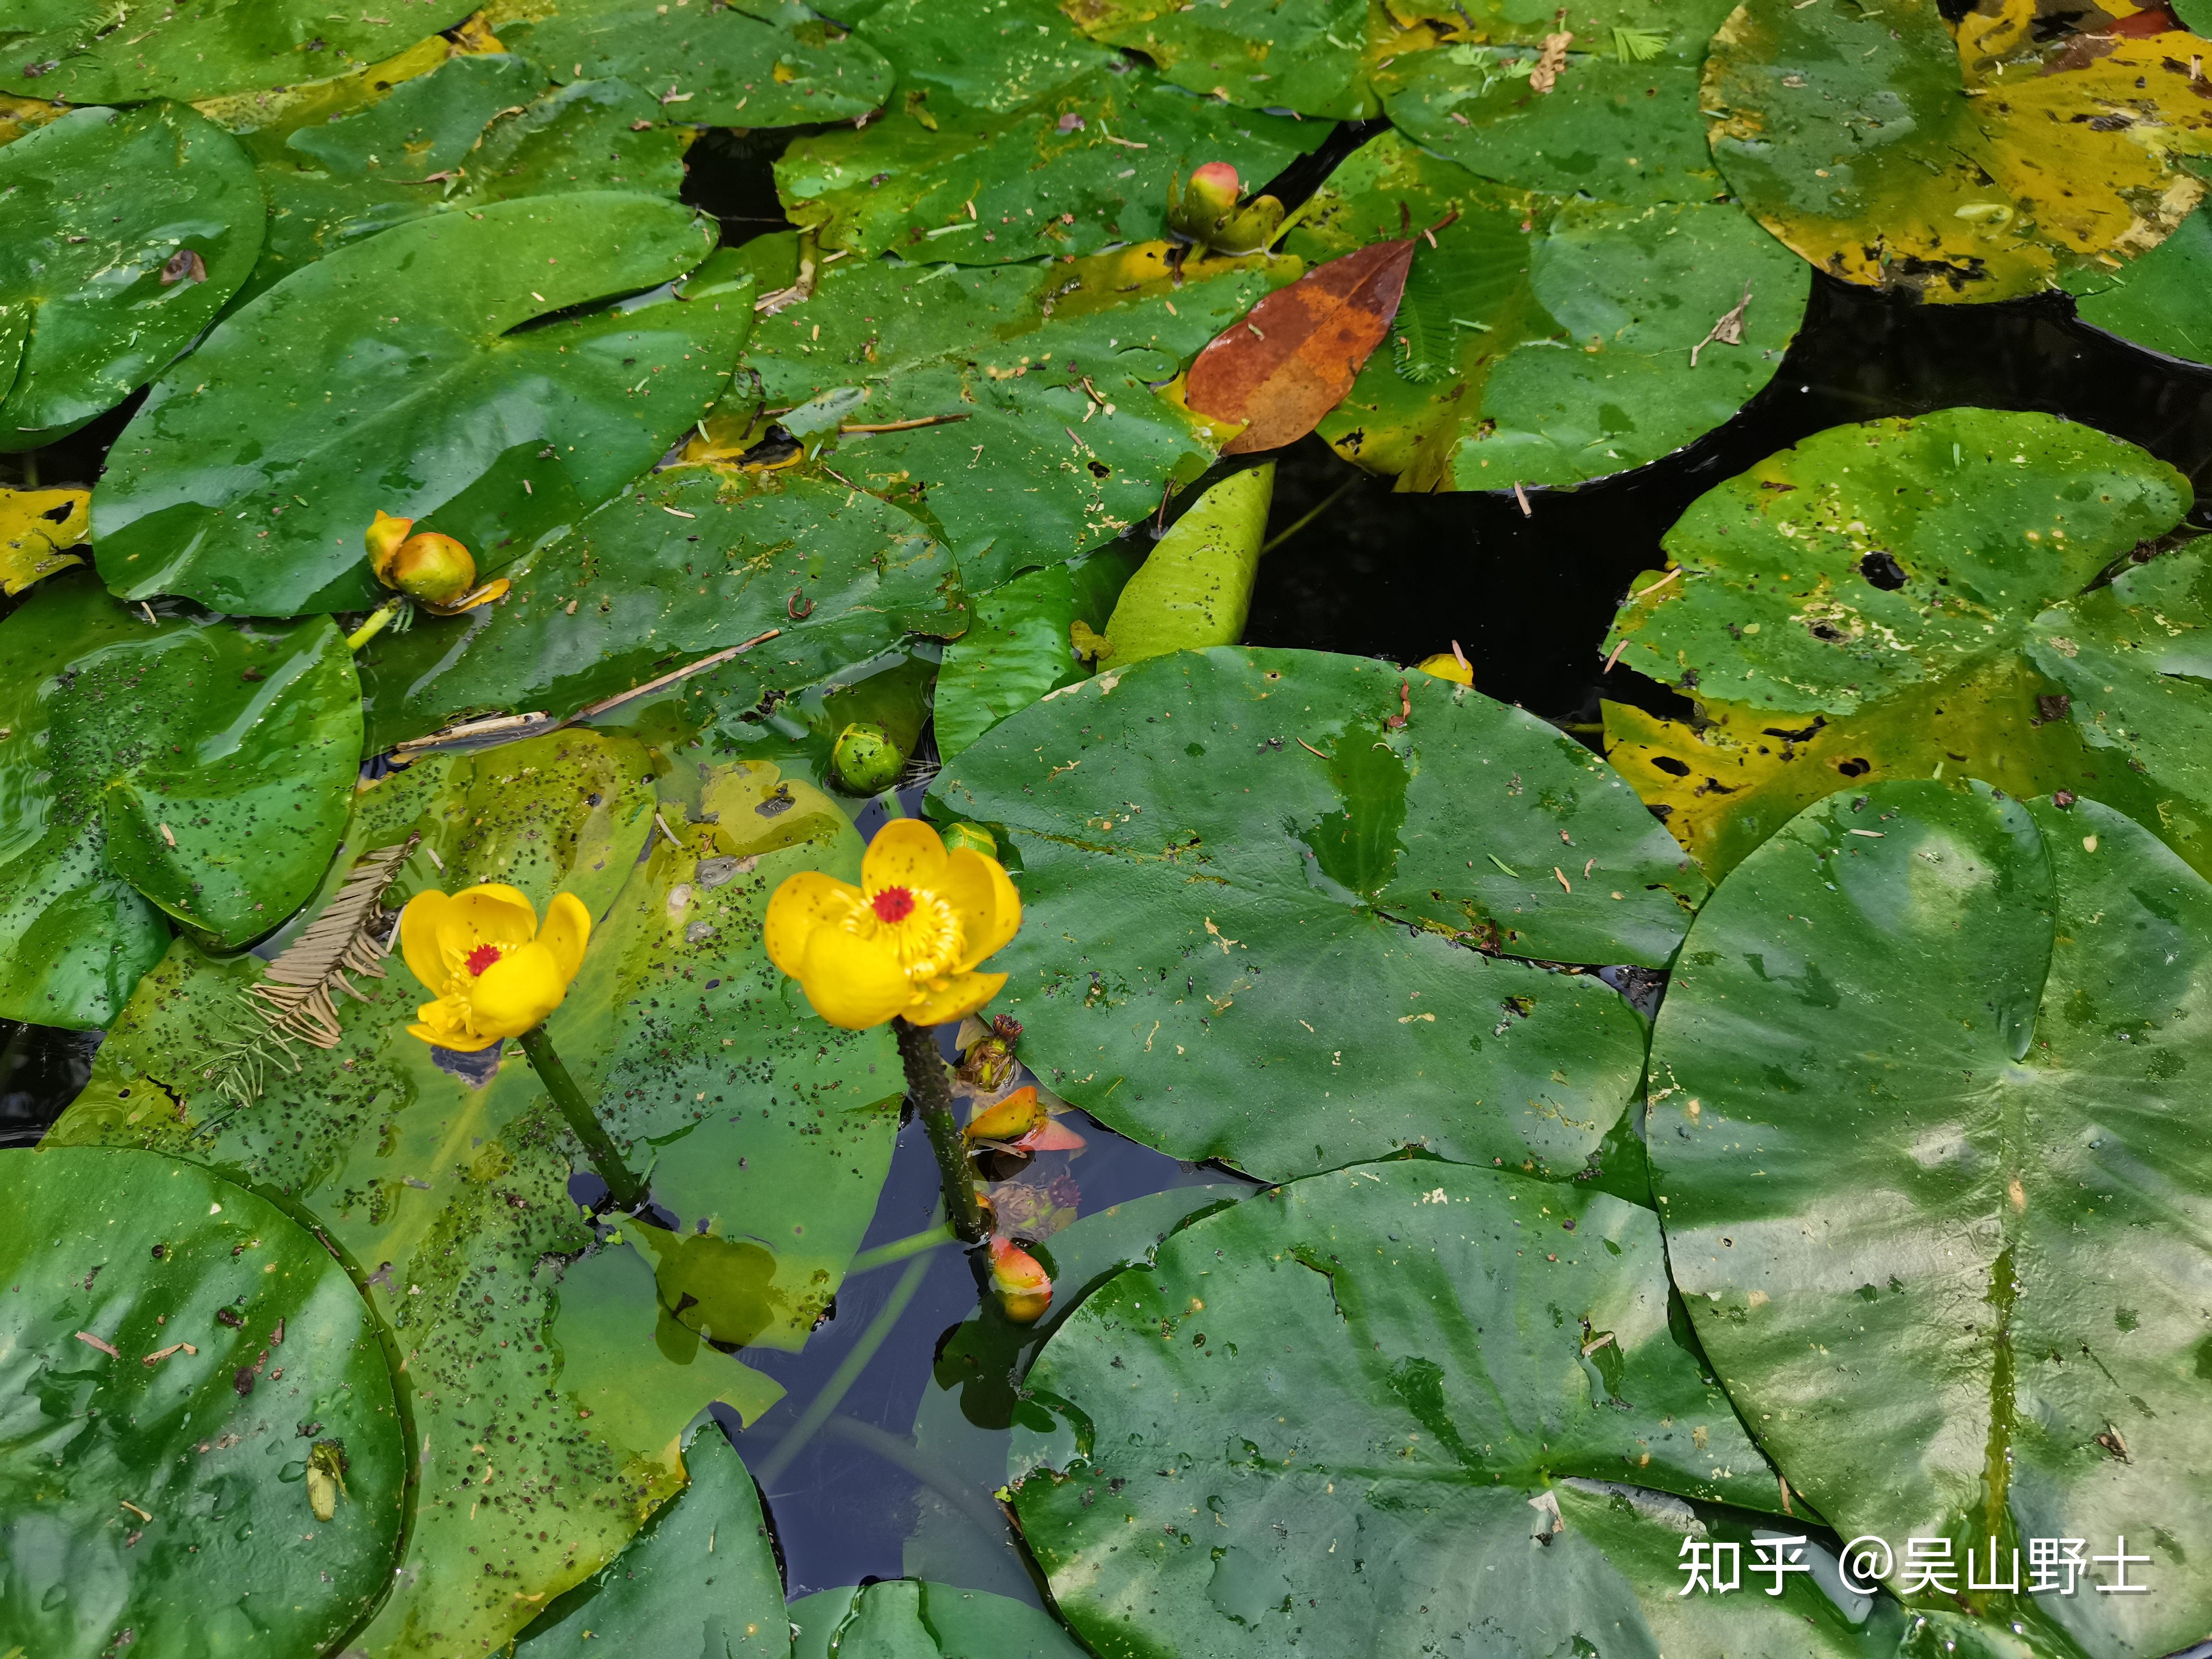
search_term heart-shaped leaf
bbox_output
[0,0,475,102]
[0,575,361,1029]
[1648,782,2212,1656]
[776,65,1324,268]
[733,240,1290,589]
[494,0,893,127]
[1011,1160,1895,1656]
[927,646,1698,1180]
[357,464,964,751]
[92,192,745,616]
[1598,408,2197,878]
[1705,0,2212,302]
[228,52,689,300]
[0,102,263,450]
[1282,132,1810,492]
[0,1144,405,1659]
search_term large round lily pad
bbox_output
[357,463,964,751]
[0,0,475,103]
[1598,408,2200,878]
[231,51,689,300]
[0,1144,405,1659]
[0,102,262,452]
[49,731,903,1659]
[1377,0,1737,208]
[1283,132,1809,493]
[1011,1158,1900,1656]
[1704,0,2212,302]
[926,646,1699,1180]
[491,0,894,127]
[92,191,746,617]
[1058,0,1424,119]
[0,575,362,1031]
[776,65,1323,269]
[733,240,1289,590]
[1648,781,2212,1656]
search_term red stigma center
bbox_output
[871,886,917,924]
[465,943,502,976]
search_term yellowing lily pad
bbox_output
[1598,407,2200,879]
[0,483,87,593]
[1705,0,2212,301]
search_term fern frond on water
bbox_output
[1392,288,1449,385]
[247,839,417,1049]
[198,994,305,1117]
[1612,26,1668,61]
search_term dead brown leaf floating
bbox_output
[1185,220,1451,455]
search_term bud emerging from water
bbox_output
[830,721,906,795]
[988,1235,1053,1324]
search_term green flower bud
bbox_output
[830,721,906,794]
[941,821,998,859]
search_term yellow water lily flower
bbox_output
[399,884,590,1051]
[765,818,1021,1031]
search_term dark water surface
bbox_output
[8,112,2212,1631]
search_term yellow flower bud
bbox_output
[988,1235,1053,1324]
[385,532,478,605]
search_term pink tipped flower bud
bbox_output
[1187,161,1242,215]
[988,1236,1054,1325]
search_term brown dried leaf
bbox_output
[1184,240,1417,454]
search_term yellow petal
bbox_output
[905,970,1007,1028]
[450,884,539,939]
[862,817,948,897]
[407,1021,501,1054]
[965,1085,1044,1144]
[399,890,455,994]
[797,926,913,1030]
[539,891,591,983]
[947,850,1021,971]
[469,941,568,1036]
[764,871,857,979]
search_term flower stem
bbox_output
[516,1024,645,1212]
[892,1016,985,1244]
[346,597,406,652]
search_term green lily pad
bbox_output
[231,52,689,300]
[0,1144,405,1659]
[47,730,901,1659]
[1283,132,1809,493]
[1011,1159,1898,1657]
[737,240,1290,589]
[1058,0,1407,119]
[1598,408,2200,878]
[491,0,894,127]
[1376,0,1736,208]
[0,102,263,452]
[926,646,1698,1180]
[0,574,361,1031]
[933,545,1140,760]
[776,65,1324,268]
[2064,201,2212,370]
[92,191,746,617]
[1704,0,2212,302]
[790,1580,1089,1656]
[851,0,1116,116]
[0,0,475,102]
[515,1425,785,1658]
[1648,782,2212,1655]
[357,463,964,750]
